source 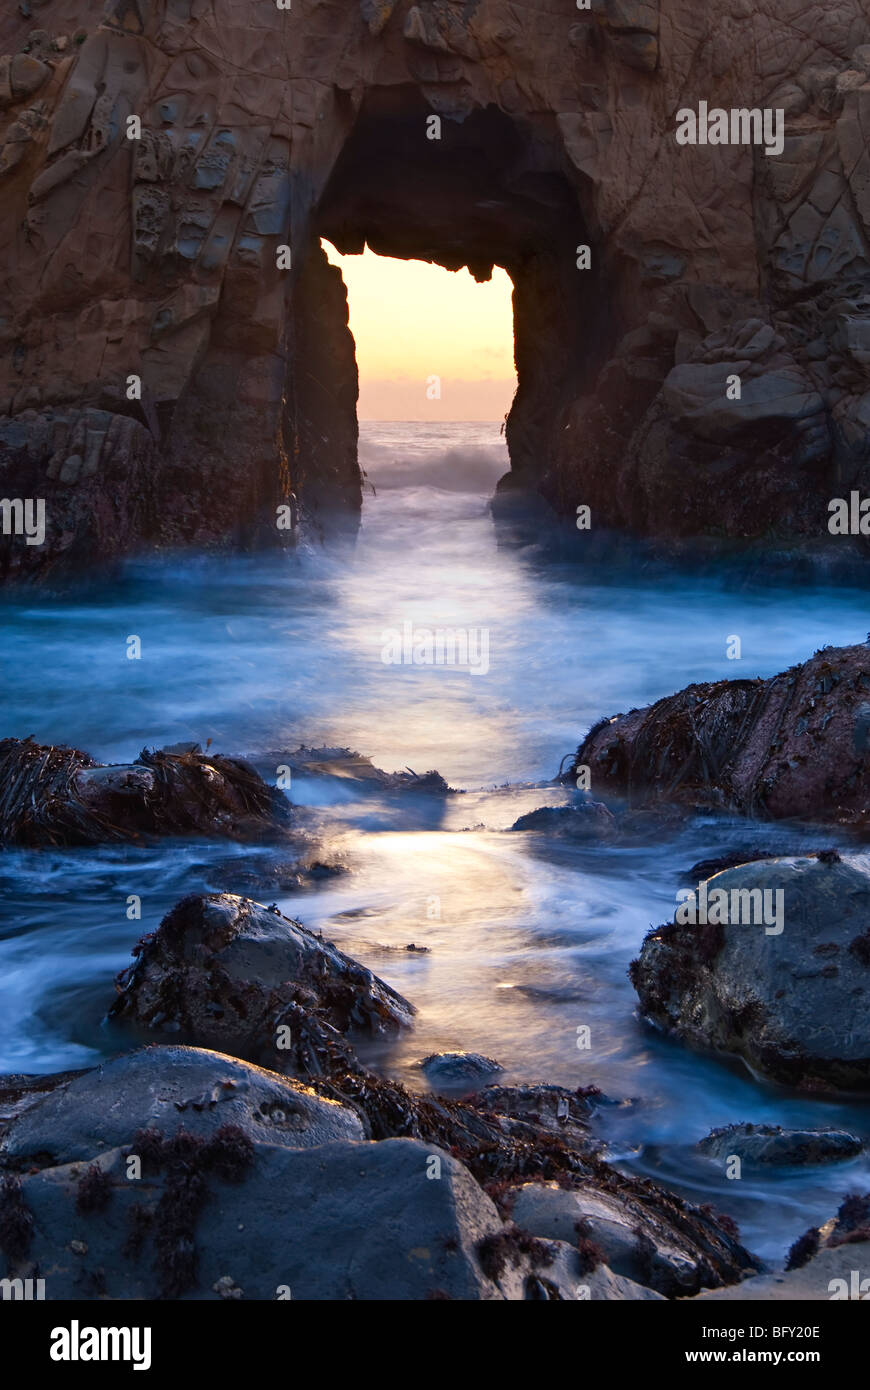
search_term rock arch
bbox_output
[1,0,870,579]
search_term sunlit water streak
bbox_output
[1,420,870,1262]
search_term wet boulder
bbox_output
[420,1052,503,1089]
[108,894,414,1078]
[697,1123,863,1167]
[630,856,870,1090]
[314,1074,757,1295]
[510,801,617,839]
[0,1045,365,1165]
[0,738,292,846]
[569,642,870,826]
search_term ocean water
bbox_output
[2,419,870,1263]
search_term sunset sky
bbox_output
[322,240,517,421]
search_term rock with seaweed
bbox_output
[0,1041,758,1300]
[0,1129,604,1301]
[697,1192,870,1301]
[630,855,870,1090]
[697,1123,864,1167]
[568,643,870,827]
[100,894,759,1296]
[108,894,415,1074]
[0,1046,365,1166]
[0,738,292,847]
[277,745,451,796]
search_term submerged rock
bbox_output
[0,738,292,846]
[282,746,451,795]
[420,1052,503,1088]
[697,1123,864,1167]
[570,643,870,826]
[510,801,617,839]
[108,894,414,1077]
[630,856,870,1090]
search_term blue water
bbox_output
[1,420,869,1263]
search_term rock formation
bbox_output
[2,2,870,576]
[0,737,292,844]
[570,641,870,826]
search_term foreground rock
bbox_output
[0,1043,755,1300]
[0,1046,364,1165]
[509,1180,745,1298]
[631,855,870,1090]
[698,1193,870,1301]
[0,738,291,846]
[109,894,415,1076]
[101,895,757,1295]
[571,643,870,827]
[697,1123,863,1167]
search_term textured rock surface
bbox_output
[3,3,870,576]
[630,856,870,1090]
[420,1051,503,1088]
[510,1178,741,1297]
[697,1122,864,1166]
[0,1045,365,1163]
[109,893,415,1072]
[0,737,292,845]
[0,1135,531,1300]
[572,642,870,825]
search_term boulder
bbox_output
[509,1179,746,1298]
[0,738,292,846]
[0,1136,537,1300]
[108,894,415,1076]
[511,801,618,839]
[0,1045,365,1164]
[697,1123,863,1167]
[420,1052,503,1088]
[571,643,870,826]
[630,856,870,1090]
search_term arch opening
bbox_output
[286,88,613,523]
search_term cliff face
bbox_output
[2,0,870,577]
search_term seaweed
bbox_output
[0,1174,33,1262]
[75,1162,112,1214]
[785,1225,819,1271]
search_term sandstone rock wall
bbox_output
[2,0,870,576]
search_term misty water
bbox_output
[2,420,870,1263]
